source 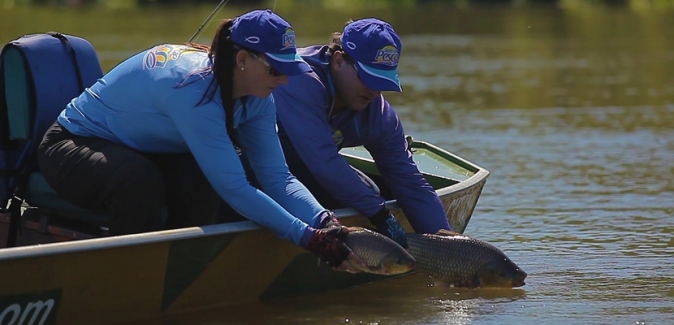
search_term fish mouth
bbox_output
[510,272,527,287]
[512,270,528,287]
[511,278,526,287]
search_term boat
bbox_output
[0,138,489,324]
[0,32,489,324]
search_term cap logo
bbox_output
[244,36,260,44]
[282,28,296,49]
[345,42,357,50]
[373,45,399,66]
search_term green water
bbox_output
[2,3,673,324]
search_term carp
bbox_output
[407,230,527,288]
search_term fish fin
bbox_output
[367,265,385,274]
[436,229,462,237]
[362,224,377,232]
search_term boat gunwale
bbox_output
[0,142,489,262]
[341,140,491,200]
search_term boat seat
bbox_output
[1,32,113,234]
[25,172,111,226]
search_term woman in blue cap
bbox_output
[37,9,363,272]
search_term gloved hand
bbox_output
[304,226,353,268]
[318,210,341,229]
[369,207,408,249]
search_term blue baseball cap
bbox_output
[341,18,402,92]
[230,9,311,76]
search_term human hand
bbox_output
[369,207,408,249]
[318,210,341,229]
[305,226,366,273]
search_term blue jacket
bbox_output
[58,44,324,246]
[273,45,451,234]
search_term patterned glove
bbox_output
[369,207,408,249]
[318,210,341,229]
[305,226,352,267]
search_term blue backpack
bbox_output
[0,32,104,246]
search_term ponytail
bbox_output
[196,19,242,149]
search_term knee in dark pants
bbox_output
[150,154,222,229]
[106,160,165,235]
[37,124,167,235]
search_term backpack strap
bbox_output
[46,31,85,92]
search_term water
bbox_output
[2,3,674,324]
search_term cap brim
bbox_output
[355,61,402,92]
[265,53,312,76]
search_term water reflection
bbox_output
[160,274,528,325]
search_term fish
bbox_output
[407,230,527,288]
[344,227,416,275]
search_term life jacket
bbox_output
[0,32,103,245]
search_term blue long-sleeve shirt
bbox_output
[58,44,324,246]
[273,45,451,234]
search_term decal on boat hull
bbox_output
[0,289,61,325]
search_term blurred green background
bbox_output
[2,0,674,110]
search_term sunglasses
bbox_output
[247,52,283,77]
[342,53,362,81]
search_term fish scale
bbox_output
[344,227,416,275]
[406,232,527,288]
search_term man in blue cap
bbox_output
[273,19,453,248]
